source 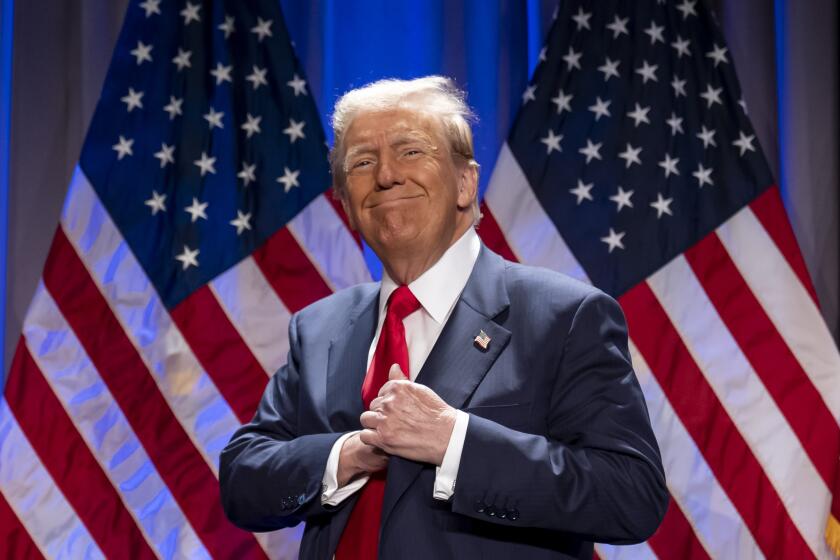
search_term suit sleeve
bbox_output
[219,313,346,532]
[450,291,669,544]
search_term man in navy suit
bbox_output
[220,76,668,559]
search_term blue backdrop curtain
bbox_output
[2,0,838,384]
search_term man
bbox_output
[220,76,668,559]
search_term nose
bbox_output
[374,152,404,190]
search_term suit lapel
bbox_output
[381,246,511,528]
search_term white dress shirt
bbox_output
[320,227,480,505]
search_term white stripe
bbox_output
[483,143,589,283]
[253,524,304,560]
[647,258,828,556]
[596,541,658,560]
[717,205,840,421]
[0,399,104,560]
[629,340,761,559]
[287,194,371,290]
[22,283,209,560]
[210,257,291,376]
[59,167,241,473]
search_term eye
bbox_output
[351,158,373,169]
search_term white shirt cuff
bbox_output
[320,431,369,506]
[433,410,469,500]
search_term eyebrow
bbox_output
[344,131,438,167]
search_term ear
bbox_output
[456,163,479,211]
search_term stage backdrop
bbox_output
[2,0,838,380]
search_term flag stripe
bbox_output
[0,492,43,560]
[748,187,820,307]
[210,256,292,376]
[43,228,267,559]
[5,340,157,559]
[252,226,333,313]
[648,254,826,555]
[170,286,269,423]
[717,205,840,420]
[620,281,813,559]
[629,341,761,559]
[0,398,104,559]
[323,191,363,248]
[685,232,839,488]
[647,501,710,560]
[596,541,658,560]
[476,202,520,262]
[23,282,210,560]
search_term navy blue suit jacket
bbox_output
[220,246,668,559]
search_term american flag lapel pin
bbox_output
[474,330,491,351]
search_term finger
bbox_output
[359,410,381,429]
[369,395,386,411]
[389,363,406,381]
[359,429,383,449]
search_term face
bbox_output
[340,109,477,268]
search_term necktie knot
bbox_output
[387,285,421,321]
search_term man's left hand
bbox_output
[360,365,457,465]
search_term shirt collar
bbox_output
[379,227,481,324]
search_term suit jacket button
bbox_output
[486,506,496,517]
[497,509,507,519]
[474,500,486,513]
[508,508,520,521]
[298,494,306,505]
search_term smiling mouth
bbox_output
[368,195,423,208]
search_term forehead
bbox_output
[343,108,442,147]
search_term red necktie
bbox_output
[335,286,421,559]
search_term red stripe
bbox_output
[749,186,820,307]
[4,339,156,559]
[476,203,519,262]
[43,229,267,560]
[0,486,44,559]
[324,192,363,248]
[685,232,839,487]
[170,286,268,422]
[647,499,710,560]
[252,226,332,312]
[620,282,813,559]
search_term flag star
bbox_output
[597,57,620,81]
[180,2,201,25]
[643,21,665,44]
[626,103,651,127]
[671,76,687,97]
[672,35,691,58]
[144,190,166,214]
[521,84,537,104]
[658,154,680,177]
[572,7,592,30]
[569,180,594,205]
[184,197,208,222]
[588,97,611,121]
[194,151,216,176]
[230,210,252,235]
[609,186,634,212]
[540,130,563,154]
[172,48,192,71]
[692,163,714,187]
[700,84,723,107]
[601,228,626,253]
[651,193,674,218]
[218,15,235,38]
[738,98,748,113]
[283,118,306,143]
[538,46,547,62]
[697,125,717,148]
[676,0,697,19]
[606,15,629,38]
[251,17,273,41]
[618,143,642,168]
[237,162,257,186]
[130,41,152,65]
[551,89,573,114]
[246,65,268,90]
[163,96,183,119]
[287,74,308,96]
[139,0,161,17]
[121,87,144,112]
[210,62,233,85]
[562,47,582,70]
[241,113,262,138]
[666,112,684,135]
[276,167,300,192]
[733,131,757,156]
[635,61,658,84]
[112,135,134,159]
[706,44,729,67]
[153,143,175,167]
[175,246,199,270]
[579,139,603,163]
[203,107,224,129]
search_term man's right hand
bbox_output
[337,432,389,487]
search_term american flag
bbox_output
[0,0,368,558]
[477,0,840,558]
